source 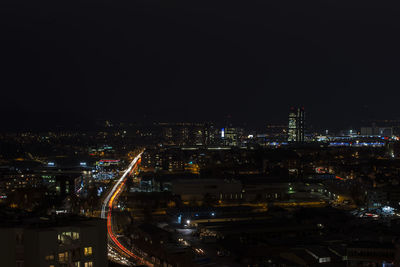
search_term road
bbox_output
[101,150,152,266]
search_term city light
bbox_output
[100,151,152,266]
[2,3,400,267]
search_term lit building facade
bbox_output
[0,216,107,267]
[221,127,243,146]
[288,107,305,142]
[160,122,217,146]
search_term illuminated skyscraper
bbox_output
[221,127,243,146]
[288,107,305,142]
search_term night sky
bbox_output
[1,0,399,130]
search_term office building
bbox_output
[360,125,393,137]
[288,107,305,142]
[221,127,243,146]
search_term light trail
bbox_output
[101,150,152,266]
[101,152,142,219]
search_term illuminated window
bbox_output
[84,262,93,267]
[319,257,331,263]
[58,232,79,244]
[72,232,80,240]
[50,265,55,267]
[58,252,68,262]
[74,262,81,267]
[45,254,54,260]
[84,247,93,256]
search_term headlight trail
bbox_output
[101,150,153,266]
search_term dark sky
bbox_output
[1,0,399,130]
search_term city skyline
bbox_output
[1,1,400,266]
[0,105,396,132]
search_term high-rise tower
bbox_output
[288,107,305,142]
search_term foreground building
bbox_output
[0,212,107,267]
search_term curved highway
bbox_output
[101,150,152,266]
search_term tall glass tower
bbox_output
[288,107,305,142]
